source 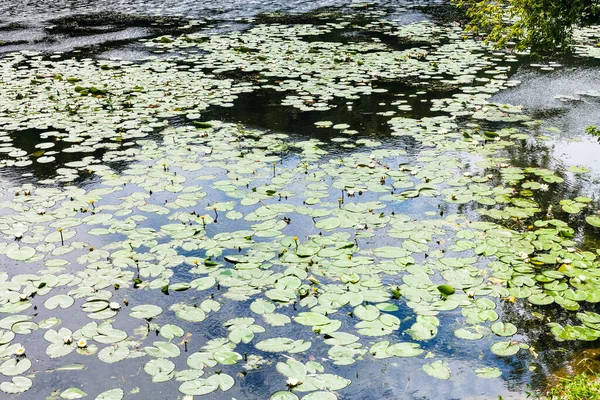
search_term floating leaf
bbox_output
[129,305,163,319]
[475,367,502,378]
[294,312,331,326]
[270,392,299,400]
[423,360,450,380]
[0,358,31,376]
[44,294,75,310]
[490,322,517,337]
[179,379,218,396]
[490,341,521,356]
[61,388,88,399]
[95,389,124,400]
[6,245,36,261]
[0,376,32,394]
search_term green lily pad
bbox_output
[423,360,450,380]
[130,305,163,319]
[96,389,124,400]
[475,367,502,378]
[0,376,32,394]
[61,388,88,399]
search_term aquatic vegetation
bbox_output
[0,4,599,399]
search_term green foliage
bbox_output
[546,372,600,399]
[453,0,600,52]
[586,125,600,136]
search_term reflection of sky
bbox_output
[492,67,600,174]
[0,0,443,54]
[0,0,441,24]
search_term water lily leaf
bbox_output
[256,337,295,352]
[174,369,204,382]
[144,358,175,382]
[0,376,32,394]
[190,276,216,291]
[171,304,206,322]
[44,294,75,310]
[95,389,124,400]
[490,322,517,337]
[423,360,450,380]
[354,305,380,321]
[475,367,502,378]
[568,166,589,174]
[144,341,180,358]
[408,320,438,341]
[213,350,241,365]
[47,342,76,358]
[98,344,129,363]
[61,388,87,399]
[159,324,184,340]
[373,247,408,258]
[586,216,600,228]
[294,312,331,326]
[263,313,291,326]
[276,358,306,380]
[250,299,276,315]
[270,392,299,400]
[11,321,38,335]
[528,293,554,305]
[300,392,336,400]
[0,330,15,344]
[0,358,31,376]
[94,324,127,344]
[490,341,520,356]
[56,364,86,371]
[179,379,218,396]
[6,245,36,261]
[314,218,340,230]
[387,342,424,357]
[186,352,217,370]
[577,311,600,327]
[130,305,163,319]
[205,373,234,391]
[454,328,483,340]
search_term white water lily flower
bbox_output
[286,377,301,387]
[63,336,73,344]
[487,174,494,180]
[37,208,46,215]
[539,183,549,191]
[77,339,87,348]
[463,172,472,177]
[109,302,121,310]
[14,346,25,356]
[567,247,576,253]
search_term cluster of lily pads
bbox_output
[1,4,600,399]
